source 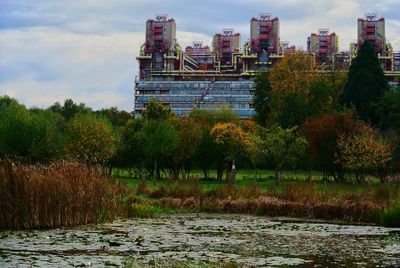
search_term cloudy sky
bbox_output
[1,0,399,111]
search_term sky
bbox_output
[0,0,399,111]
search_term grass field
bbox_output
[116,169,390,199]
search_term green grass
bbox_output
[116,171,385,199]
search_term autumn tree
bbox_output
[65,114,117,166]
[341,40,389,126]
[265,52,344,127]
[302,112,357,181]
[211,122,246,182]
[262,126,308,185]
[336,124,392,183]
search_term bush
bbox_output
[0,160,124,229]
[380,200,400,227]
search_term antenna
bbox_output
[365,13,377,21]
[155,14,168,22]
[318,28,329,36]
[222,29,234,36]
[259,13,272,20]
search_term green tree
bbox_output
[65,114,117,166]
[189,108,238,180]
[111,119,144,174]
[142,98,175,121]
[341,40,389,126]
[262,126,308,185]
[0,102,64,162]
[96,107,132,128]
[0,95,17,115]
[378,89,400,133]
[49,99,92,121]
[252,72,271,126]
[171,117,203,179]
[136,120,179,181]
[244,132,264,186]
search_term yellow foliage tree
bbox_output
[65,114,118,166]
[336,124,392,182]
[211,122,246,182]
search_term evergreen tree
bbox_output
[252,72,271,126]
[341,40,389,126]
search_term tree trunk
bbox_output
[252,167,257,192]
[153,158,158,183]
[274,169,281,186]
[203,168,209,180]
[226,159,233,183]
[217,162,224,181]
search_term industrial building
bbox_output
[135,13,400,118]
[307,29,338,65]
[135,14,285,118]
[357,13,386,56]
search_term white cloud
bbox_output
[0,28,142,110]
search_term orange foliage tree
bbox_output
[302,112,356,181]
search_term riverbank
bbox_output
[122,178,400,226]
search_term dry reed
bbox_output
[0,160,124,229]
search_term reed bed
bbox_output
[0,160,124,229]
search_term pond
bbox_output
[0,213,399,267]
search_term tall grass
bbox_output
[0,160,125,229]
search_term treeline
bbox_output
[252,40,400,183]
[1,40,399,184]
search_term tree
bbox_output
[0,102,64,162]
[341,40,389,126]
[49,99,92,121]
[336,124,392,183]
[244,132,264,187]
[171,117,203,179]
[136,120,179,181]
[211,122,246,182]
[65,114,117,166]
[252,72,271,126]
[141,98,174,121]
[302,112,357,181]
[377,89,400,133]
[268,51,316,95]
[267,52,317,126]
[96,107,132,128]
[0,95,17,115]
[189,108,239,180]
[111,119,144,174]
[262,126,308,185]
